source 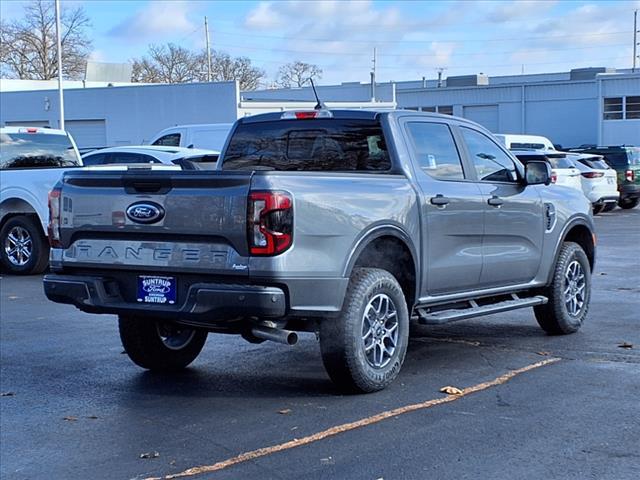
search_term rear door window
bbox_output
[222,119,391,172]
[108,152,159,164]
[0,132,81,169]
[82,153,109,166]
[405,122,465,180]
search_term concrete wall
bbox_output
[0,81,240,147]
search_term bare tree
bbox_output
[131,44,265,90]
[276,61,322,88]
[0,0,91,80]
[132,44,199,83]
[203,51,265,91]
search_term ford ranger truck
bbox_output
[43,110,596,393]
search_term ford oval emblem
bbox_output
[126,202,165,224]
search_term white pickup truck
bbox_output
[0,126,82,274]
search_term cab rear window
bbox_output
[0,132,81,169]
[222,119,391,172]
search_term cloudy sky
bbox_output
[1,0,637,85]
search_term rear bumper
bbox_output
[620,184,640,199]
[43,274,286,325]
[591,195,619,206]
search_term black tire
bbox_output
[119,316,207,371]
[592,204,604,215]
[0,215,49,275]
[618,198,639,210]
[320,268,409,393]
[601,203,616,213]
[534,242,591,335]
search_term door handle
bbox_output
[430,194,451,206]
[487,195,504,207]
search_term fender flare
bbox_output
[547,215,595,283]
[342,224,420,301]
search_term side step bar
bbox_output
[417,294,548,325]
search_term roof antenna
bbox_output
[310,78,326,110]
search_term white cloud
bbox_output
[108,1,196,41]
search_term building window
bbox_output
[437,105,453,115]
[603,97,623,120]
[626,96,640,119]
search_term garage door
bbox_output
[65,120,107,149]
[463,105,499,133]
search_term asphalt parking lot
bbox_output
[1,208,639,480]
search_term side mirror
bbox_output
[524,160,552,185]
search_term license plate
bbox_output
[137,276,176,305]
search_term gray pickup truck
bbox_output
[44,109,595,393]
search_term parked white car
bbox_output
[0,126,82,274]
[512,150,583,192]
[566,153,619,213]
[82,146,220,170]
[495,134,557,151]
[149,123,233,151]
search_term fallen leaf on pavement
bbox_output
[1,392,15,397]
[278,409,291,415]
[63,416,78,422]
[618,342,633,349]
[140,452,160,459]
[440,386,463,395]
[537,351,550,356]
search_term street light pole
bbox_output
[633,10,638,72]
[204,16,212,82]
[55,0,65,130]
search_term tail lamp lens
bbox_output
[581,172,604,178]
[550,172,558,184]
[47,187,62,247]
[626,170,635,182]
[248,191,293,256]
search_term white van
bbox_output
[494,134,556,151]
[149,123,233,151]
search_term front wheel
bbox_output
[320,268,409,393]
[119,316,207,371]
[534,242,591,335]
[618,198,639,210]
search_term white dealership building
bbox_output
[0,67,638,149]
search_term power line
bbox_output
[210,28,632,45]
[207,41,627,58]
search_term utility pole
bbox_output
[54,0,65,130]
[370,47,377,102]
[204,16,212,82]
[634,10,638,72]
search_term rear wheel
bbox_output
[119,316,207,371]
[534,242,591,335]
[592,204,604,215]
[0,216,49,275]
[320,268,409,393]
[618,198,639,209]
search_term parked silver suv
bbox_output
[44,110,595,393]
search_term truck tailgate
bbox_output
[57,170,252,275]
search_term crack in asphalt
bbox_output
[141,358,561,480]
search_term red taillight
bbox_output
[581,171,604,179]
[550,172,558,184]
[47,187,62,247]
[626,169,635,182]
[295,111,319,119]
[281,110,333,120]
[26,128,38,133]
[248,191,293,256]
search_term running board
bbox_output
[417,294,548,325]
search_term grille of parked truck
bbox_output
[43,110,596,393]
